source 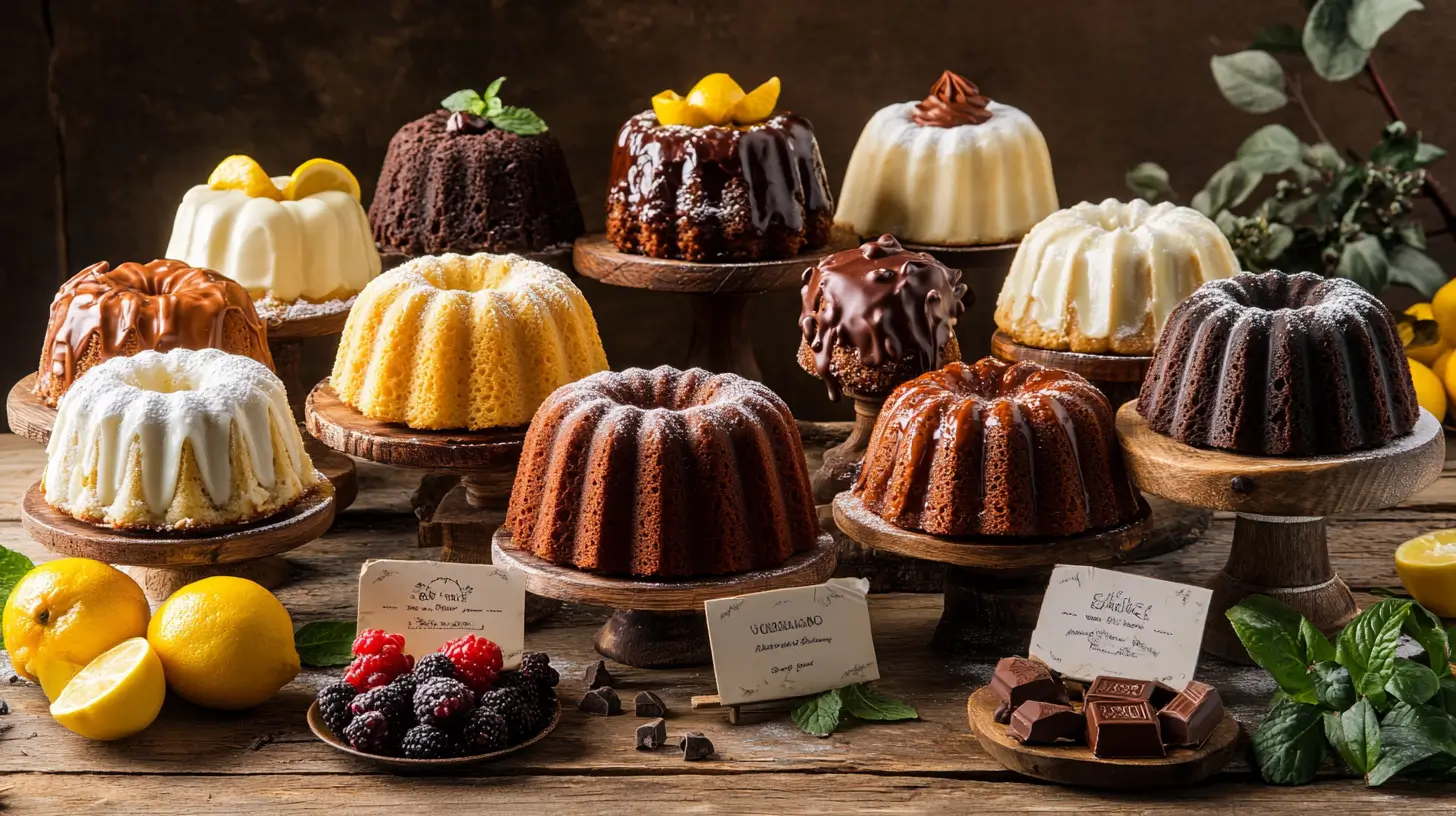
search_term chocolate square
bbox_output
[635,690,668,718]
[1085,700,1165,758]
[1157,681,1223,748]
[636,718,667,751]
[578,686,622,716]
[1084,676,1157,706]
[1006,700,1085,745]
[989,657,1065,709]
[679,731,715,761]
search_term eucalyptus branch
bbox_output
[1288,75,1331,147]
[1365,57,1456,237]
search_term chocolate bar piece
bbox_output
[1157,681,1223,748]
[583,660,615,690]
[1085,676,1157,705]
[636,718,667,751]
[993,700,1013,725]
[1085,700,1165,758]
[989,657,1065,709]
[679,731,715,761]
[1006,701,1085,745]
[635,690,668,718]
[578,686,622,716]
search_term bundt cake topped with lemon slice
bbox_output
[330,252,608,430]
[34,259,274,407]
[607,74,834,262]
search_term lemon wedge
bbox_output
[686,73,746,126]
[208,155,283,200]
[732,77,780,124]
[282,158,361,201]
[1395,531,1456,617]
[50,637,166,741]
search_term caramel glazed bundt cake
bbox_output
[857,358,1143,538]
[799,234,969,401]
[507,367,819,578]
[1138,271,1420,456]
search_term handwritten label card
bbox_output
[357,559,525,668]
[1029,565,1211,690]
[705,578,879,706]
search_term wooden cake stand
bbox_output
[6,374,52,445]
[832,492,1154,655]
[573,233,853,381]
[991,330,1151,408]
[810,391,883,505]
[20,478,335,602]
[902,240,1020,363]
[492,526,839,668]
[1116,403,1446,663]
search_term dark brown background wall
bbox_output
[3,0,1452,424]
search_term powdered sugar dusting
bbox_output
[255,294,357,324]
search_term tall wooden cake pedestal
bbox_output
[493,527,838,669]
[990,330,1151,409]
[903,241,1019,363]
[811,393,882,505]
[833,492,1154,655]
[1116,403,1445,663]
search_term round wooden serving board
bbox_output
[257,298,354,340]
[573,233,854,295]
[965,687,1240,789]
[307,696,561,769]
[7,374,53,445]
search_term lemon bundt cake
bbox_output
[835,71,1059,246]
[44,348,320,531]
[34,260,274,407]
[330,252,609,430]
[165,156,381,306]
[995,199,1240,355]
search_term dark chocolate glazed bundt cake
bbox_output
[1137,271,1419,456]
[506,366,818,577]
[856,358,1142,537]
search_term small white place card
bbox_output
[705,577,879,706]
[1029,565,1212,690]
[357,559,525,668]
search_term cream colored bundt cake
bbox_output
[330,252,609,430]
[995,199,1240,355]
[44,348,320,531]
[835,71,1058,246]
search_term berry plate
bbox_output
[306,695,561,769]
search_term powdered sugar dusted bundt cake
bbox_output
[1138,271,1420,456]
[506,366,818,577]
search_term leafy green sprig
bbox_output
[790,683,918,737]
[442,77,548,136]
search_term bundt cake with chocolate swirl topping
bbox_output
[856,358,1142,538]
[1137,271,1419,456]
[506,366,818,578]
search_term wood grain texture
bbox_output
[573,233,849,295]
[6,373,52,444]
[305,435,358,511]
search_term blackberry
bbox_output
[316,682,358,738]
[518,652,559,688]
[343,710,395,755]
[401,723,454,759]
[414,676,475,727]
[478,687,533,741]
[349,682,412,734]
[414,652,456,681]
[458,708,511,754]
[387,672,419,700]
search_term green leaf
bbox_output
[1325,698,1382,774]
[1193,161,1263,217]
[1238,125,1304,173]
[839,683,918,722]
[489,106,549,136]
[1312,660,1358,710]
[791,688,843,737]
[1126,162,1174,201]
[1305,142,1347,173]
[1348,0,1424,49]
[441,89,485,116]
[1437,676,1456,717]
[1210,51,1289,113]
[1227,595,1319,702]
[1414,143,1448,167]
[1338,598,1412,700]
[1370,722,1448,785]
[293,620,356,667]
[1388,245,1447,298]
[0,546,35,651]
[1278,193,1321,222]
[1336,234,1390,293]
[1300,618,1337,665]
[1252,22,1307,53]
[1305,0,1373,81]
[1252,698,1328,784]
[1398,221,1427,249]
[1386,657,1441,706]
[1372,121,1421,170]
[1263,223,1296,261]
[1402,603,1451,676]
[481,77,506,103]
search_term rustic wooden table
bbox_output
[0,428,1452,814]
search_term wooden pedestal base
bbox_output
[6,374,53,444]
[492,527,838,668]
[991,330,1151,408]
[1116,403,1446,663]
[902,240,1020,363]
[264,304,357,511]
[811,395,882,505]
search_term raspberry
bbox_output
[316,682,357,738]
[478,686,533,741]
[414,652,456,681]
[438,635,503,692]
[458,709,511,754]
[352,628,407,657]
[344,644,415,692]
[518,652,559,688]
[414,677,475,727]
[401,724,454,759]
[343,710,395,755]
[349,683,412,735]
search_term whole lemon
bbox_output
[1409,359,1447,422]
[147,577,300,710]
[1433,347,1454,383]
[2,559,150,700]
[1431,279,1456,346]
[1404,303,1451,366]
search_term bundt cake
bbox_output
[34,260,274,407]
[370,82,585,256]
[165,155,381,305]
[996,199,1239,354]
[856,358,1142,537]
[836,71,1059,246]
[507,366,818,577]
[330,252,608,430]
[1137,271,1420,456]
[798,234,969,401]
[607,73,833,262]
[44,348,320,531]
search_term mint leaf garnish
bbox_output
[1227,595,1317,702]
[1402,604,1451,677]
[1337,598,1412,702]
[294,620,356,667]
[791,688,843,737]
[839,683,917,722]
[1324,699,1381,775]
[482,77,506,103]
[1251,698,1327,785]
[490,106,548,135]
[1311,660,1356,710]
[1386,657,1441,707]
[441,89,486,117]
[0,545,35,651]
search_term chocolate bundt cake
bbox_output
[506,366,818,577]
[798,234,969,401]
[856,358,1142,537]
[1137,271,1419,456]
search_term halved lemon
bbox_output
[283,158,361,201]
[50,637,166,741]
[208,155,283,200]
[732,77,780,124]
[1395,531,1456,617]
[686,73,746,126]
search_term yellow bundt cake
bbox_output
[331,252,609,430]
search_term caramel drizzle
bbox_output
[913,70,993,127]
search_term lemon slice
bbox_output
[732,77,780,124]
[686,73,746,126]
[652,90,712,127]
[282,158,361,201]
[1394,531,1456,617]
[208,155,283,200]
[50,637,166,741]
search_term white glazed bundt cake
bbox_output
[43,348,320,530]
[330,252,609,430]
[995,198,1240,355]
[834,71,1058,246]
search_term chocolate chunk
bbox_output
[1006,701,1085,745]
[578,686,622,716]
[1151,681,1179,709]
[1230,475,1256,493]
[0,697,9,715]
[989,657,1065,709]
[635,690,668,718]
[635,718,667,751]
[993,700,1012,725]
[583,660,615,689]
[1085,700,1165,758]
[679,731,715,761]
[1157,681,1223,748]
[1085,676,1157,705]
